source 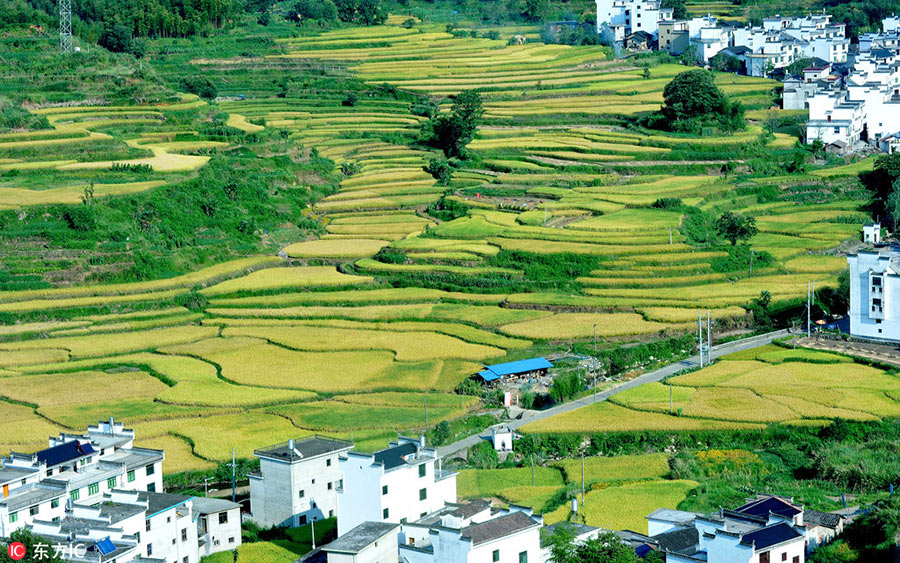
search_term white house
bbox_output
[399,500,543,563]
[0,418,163,536]
[863,223,882,244]
[193,496,243,557]
[595,0,674,42]
[250,436,353,528]
[847,248,900,341]
[490,426,513,452]
[805,93,865,149]
[644,496,831,563]
[337,436,457,536]
[322,521,399,563]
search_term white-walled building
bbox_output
[644,495,851,563]
[864,223,882,244]
[490,426,513,452]
[322,521,399,563]
[250,436,353,528]
[399,500,543,563]
[0,418,163,537]
[193,496,242,557]
[847,248,900,341]
[595,0,674,42]
[337,437,457,536]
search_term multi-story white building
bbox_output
[320,521,400,563]
[0,418,163,536]
[194,497,242,557]
[847,248,900,341]
[648,496,809,563]
[250,436,353,528]
[399,500,543,563]
[337,437,457,536]
[595,0,674,42]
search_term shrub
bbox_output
[180,76,217,100]
[425,157,454,186]
[469,440,499,469]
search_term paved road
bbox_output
[437,329,789,458]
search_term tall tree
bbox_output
[422,89,484,158]
[715,211,758,246]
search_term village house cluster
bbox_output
[594,2,850,75]
[0,418,240,562]
[0,420,858,563]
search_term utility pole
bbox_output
[204,477,210,497]
[593,323,597,354]
[698,313,704,368]
[424,395,428,426]
[231,448,236,503]
[581,451,585,506]
[59,0,73,54]
[807,282,811,338]
[707,309,712,365]
[669,228,673,245]
[670,386,673,415]
[531,455,535,487]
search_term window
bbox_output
[493,549,500,562]
[299,515,307,525]
[70,489,80,502]
[782,554,787,562]
[299,490,305,499]
[329,510,334,518]
[181,529,187,542]
[107,477,117,489]
[183,557,189,563]
[326,458,332,467]
[382,485,388,495]
[219,512,228,525]
[167,516,171,523]
[171,538,175,545]
[146,519,151,532]
[834,127,840,134]
[9,512,17,524]
[793,558,800,563]
[419,488,427,501]
[29,506,38,516]
[327,482,332,490]
[759,553,770,563]
[519,551,528,563]
[420,512,427,518]
[312,479,316,484]
[50,498,59,509]
[419,464,426,478]
[383,508,389,519]
[229,537,235,543]
[146,544,152,556]
[147,483,156,492]
[146,464,155,476]
[127,470,135,483]
[88,482,100,495]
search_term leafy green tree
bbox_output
[548,530,649,563]
[425,157,454,186]
[662,70,726,122]
[431,420,451,446]
[522,0,549,22]
[715,211,758,245]
[334,0,386,25]
[544,522,578,563]
[422,90,483,158]
[290,0,338,22]
[468,440,499,469]
[858,153,900,226]
[99,23,132,53]
[885,177,900,227]
[0,529,64,562]
[180,76,217,100]
[710,53,742,73]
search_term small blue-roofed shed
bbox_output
[476,357,553,384]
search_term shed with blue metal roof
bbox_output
[476,357,553,384]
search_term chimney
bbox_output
[419,435,426,450]
[109,417,115,434]
[288,439,294,451]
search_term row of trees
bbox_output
[289,0,385,25]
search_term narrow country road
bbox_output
[437,329,790,459]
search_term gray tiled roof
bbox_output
[323,521,398,554]
[461,511,539,545]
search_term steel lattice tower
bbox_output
[59,0,73,54]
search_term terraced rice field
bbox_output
[522,345,900,434]
[0,19,873,475]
